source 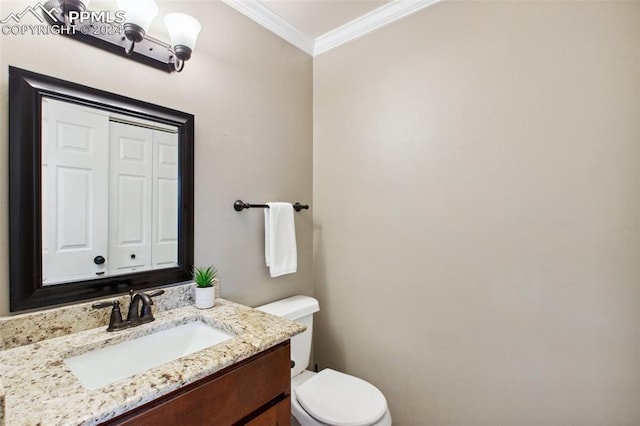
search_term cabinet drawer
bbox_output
[105,341,291,426]
[244,397,291,426]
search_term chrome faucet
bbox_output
[93,289,165,332]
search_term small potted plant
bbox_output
[193,265,219,309]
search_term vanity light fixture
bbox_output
[164,13,202,72]
[43,0,201,73]
[54,0,90,24]
[117,0,159,55]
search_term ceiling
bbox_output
[222,0,441,56]
[257,0,390,39]
[93,0,440,57]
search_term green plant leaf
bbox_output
[193,265,218,288]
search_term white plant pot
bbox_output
[194,286,215,309]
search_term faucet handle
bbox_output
[92,300,129,332]
[128,289,164,299]
[92,300,118,309]
[147,289,165,299]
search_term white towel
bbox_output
[265,202,297,277]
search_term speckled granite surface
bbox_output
[0,281,213,351]
[0,296,304,425]
[0,381,5,426]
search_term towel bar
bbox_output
[234,200,309,212]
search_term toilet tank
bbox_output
[256,295,319,377]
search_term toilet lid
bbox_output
[294,369,387,426]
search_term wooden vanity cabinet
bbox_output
[103,341,291,426]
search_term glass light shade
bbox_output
[117,0,158,32]
[164,13,202,50]
[81,0,90,7]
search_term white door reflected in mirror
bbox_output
[41,98,179,286]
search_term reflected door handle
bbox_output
[94,255,105,265]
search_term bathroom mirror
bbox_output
[41,98,180,285]
[9,66,194,312]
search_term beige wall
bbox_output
[0,0,313,315]
[313,1,640,425]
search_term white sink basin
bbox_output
[64,321,234,390]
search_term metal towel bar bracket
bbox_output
[234,200,309,212]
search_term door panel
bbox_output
[42,113,50,256]
[152,131,179,268]
[41,98,109,285]
[109,123,153,275]
[56,167,92,250]
[117,175,145,244]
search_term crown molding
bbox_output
[222,0,441,57]
[314,0,441,56]
[221,0,315,55]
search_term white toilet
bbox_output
[257,295,392,426]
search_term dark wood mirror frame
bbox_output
[9,66,194,312]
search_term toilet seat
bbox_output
[294,369,388,426]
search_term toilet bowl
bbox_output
[257,296,392,426]
[291,369,392,426]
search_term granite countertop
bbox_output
[0,298,305,426]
